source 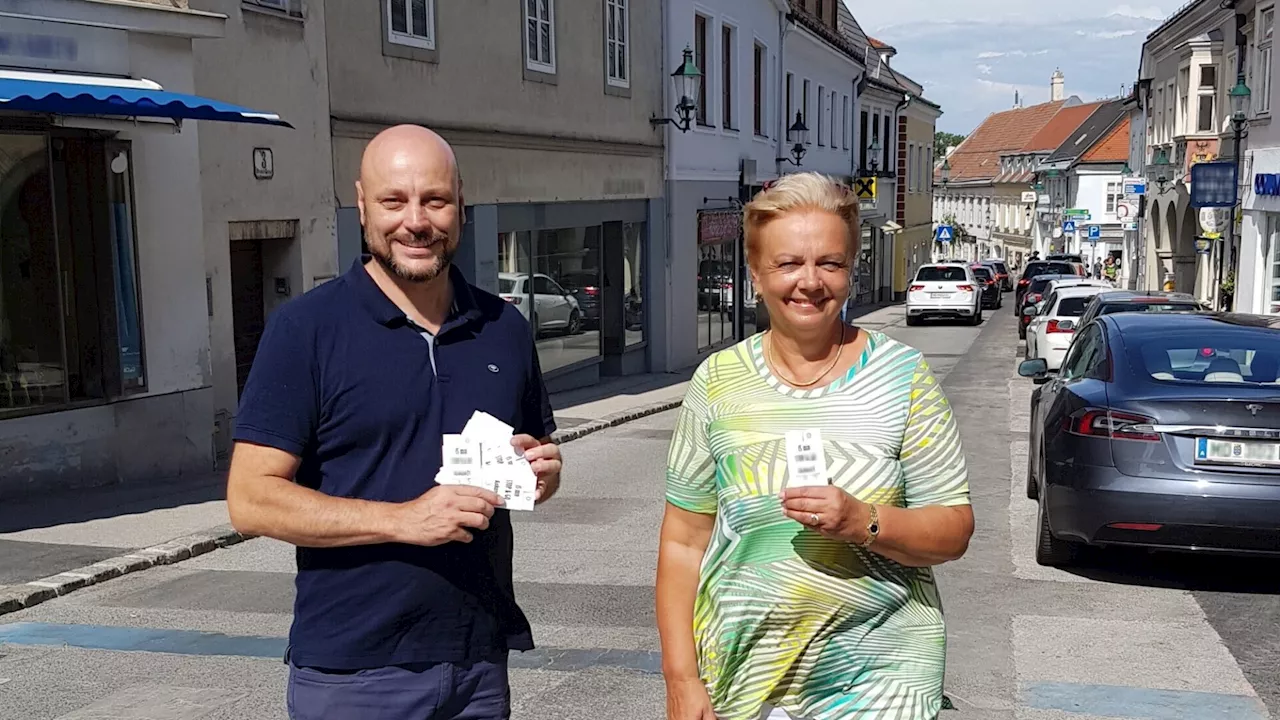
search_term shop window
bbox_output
[623,221,645,346]
[498,227,602,374]
[0,133,144,416]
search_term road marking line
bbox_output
[1021,682,1268,720]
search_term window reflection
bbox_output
[623,221,645,345]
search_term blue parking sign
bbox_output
[1088,225,1101,239]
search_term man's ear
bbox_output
[355,180,367,226]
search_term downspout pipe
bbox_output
[776,10,793,175]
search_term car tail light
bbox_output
[1027,293,1042,304]
[1018,278,1030,286]
[584,286,599,296]
[1108,522,1163,531]
[1067,409,1160,442]
[1046,319,1073,334]
[957,284,974,292]
[504,296,522,305]
[909,284,925,292]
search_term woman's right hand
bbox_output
[666,677,717,720]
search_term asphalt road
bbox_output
[0,301,1277,719]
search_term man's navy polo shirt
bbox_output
[233,257,556,670]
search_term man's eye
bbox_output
[382,200,405,209]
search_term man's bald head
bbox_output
[356,124,465,285]
[359,124,460,195]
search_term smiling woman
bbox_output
[656,173,976,720]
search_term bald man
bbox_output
[228,124,561,720]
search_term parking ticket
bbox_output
[437,412,537,511]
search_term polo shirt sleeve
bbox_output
[233,310,319,458]
[900,355,970,508]
[521,340,557,440]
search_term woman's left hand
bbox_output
[780,486,871,544]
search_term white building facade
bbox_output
[662,0,867,371]
[1233,5,1280,314]
[0,0,291,496]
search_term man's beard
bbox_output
[370,230,456,284]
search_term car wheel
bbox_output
[972,309,983,326]
[566,310,581,335]
[1035,492,1077,567]
[1018,324,1026,340]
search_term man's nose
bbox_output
[404,202,432,233]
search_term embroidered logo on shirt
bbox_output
[488,364,500,373]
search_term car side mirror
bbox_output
[1022,305,1039,318]
[1018,358,1049,381]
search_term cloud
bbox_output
[977,64,994,75]
[977,51,1007,58]
[1109,4,1165,20]
[1076,29,1138,39]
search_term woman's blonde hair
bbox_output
[743,172,860,266]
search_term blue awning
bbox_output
[0,72,292,128]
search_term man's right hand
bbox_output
[393,485,505,546]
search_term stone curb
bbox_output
[0,524,247,618]
[550,396,685,444]
[0,398,684,618]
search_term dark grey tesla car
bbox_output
[1019,312,1280,566]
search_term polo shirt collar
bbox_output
[348,255,483,331]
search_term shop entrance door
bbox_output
[229,240,264,400]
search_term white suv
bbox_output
[906,264,982,326]
[1024,285,1106,370]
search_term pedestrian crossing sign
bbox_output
[854,176,877,200]
[1063,220,1077,233]
[935,225,954,243]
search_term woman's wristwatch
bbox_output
[859,504,881,549]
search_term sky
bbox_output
[843,1,1178,134]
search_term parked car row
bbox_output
[1016,294,1280,567]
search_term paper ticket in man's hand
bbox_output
[437,411,537,511]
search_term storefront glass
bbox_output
[0,134,65,413]
[0,132,145,415]
[497,227,603,374]
[696,209,740,353]
[623,221,645,347]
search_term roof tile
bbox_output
[1081,116,1132,163]
[1022,102,1105,152]
[935,100,1069,183]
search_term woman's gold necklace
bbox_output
[766,323,847,388]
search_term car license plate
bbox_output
[929,292,950,298]
[1195,437,1280,466]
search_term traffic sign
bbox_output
[1063,220,1077,233]
[1123,177,1147,195]
[1088,225,1101,240]
[1020,191,1038,204]
[935,225,954,243]
[1065,208,1090,217]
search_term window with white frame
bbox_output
[1106,180,1123,217]
[249,0,303,17]
[842,96,849,150]
[524,0,555,73]
[722,24,735,130]
[605,0,628,87]
[829,90,837,147]
[803,80,811,145]
[817,85,825,146]
[387,0,434,49]
[1260,7,1274,114]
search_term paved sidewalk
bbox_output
[0,375,694,616]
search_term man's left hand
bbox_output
[780,486,870,544]
[512,435,561,504]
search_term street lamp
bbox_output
[1230,78,1252,123]
[1151,147,1173,193]
[777,112,809,166]
[650,46,703,133]
[869,136,882,175]
[940,157,951,187]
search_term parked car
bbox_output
[1024,285,1107,370]
[906,263,982,326]
[1017,261,1082,308]
[981,259,1013,292]
[498,272,582,336]
[971,264,1003,309]
[1017,273,1080,339]
[1019,312,1280,566]
[1076,290,1205,327]
[1046,253,1085,264]
[557,271,602,329]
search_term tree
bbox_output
[934,132,966,157]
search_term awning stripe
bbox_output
[0,76,293,128]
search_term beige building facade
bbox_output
[894,98,941,298]
[326,0,666,392]
[191,0,338,465]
